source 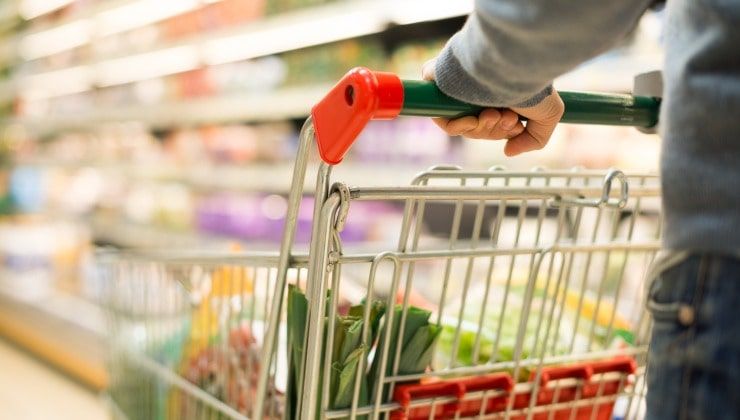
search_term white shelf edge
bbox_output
[7,84,331,134]
[17,0,140,38]
[0,281,105,336]
[91,214,236,248]
[15,159,428,193]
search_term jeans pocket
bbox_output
[647,299,681,322]
[647,299,695,327]
[646,265,697,328]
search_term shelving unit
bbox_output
[11,84,332,135]
[91,213,239,248]
[18,158,427,192]
[4,0,472,103]
[0,287,107,390]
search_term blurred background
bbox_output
[0,0,663,418]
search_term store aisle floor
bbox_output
[0,339,108,420]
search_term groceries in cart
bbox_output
[282,276,638,419]
[435,273,635,373]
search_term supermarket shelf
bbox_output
[16,159,428,193]
[91,214,315,252]
[15,0,471,94]
[8,84,331,134]
[97,0,470,67]
[0,286,107,390]
[91,214,243,249]
[147,162,427,193]
[18,0,143,36]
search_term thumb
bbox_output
[422,59,436,81]
[506,92,564,156]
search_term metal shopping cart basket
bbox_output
[101,68,663,420]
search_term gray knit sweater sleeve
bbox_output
[434,0,652,108]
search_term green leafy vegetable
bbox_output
[331,345,367,409]
[398,324,442,374]
[287,287,388,419]
[286,285,309,420]
[368,306,441,401]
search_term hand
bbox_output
[422,59,564,156]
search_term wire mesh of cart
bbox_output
[100,68,663,420]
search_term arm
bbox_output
[429,0,652,155]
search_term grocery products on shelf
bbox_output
[389,38,447,79]
[6,115,470,247]
[0,216,91,300]
[196,194,402,244]
[8,0,472,126]
[15,37,388,121]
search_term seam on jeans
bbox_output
[679,255,710,420]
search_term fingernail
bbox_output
[502,119,515,130]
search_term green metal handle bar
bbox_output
[400,80,661,128]
[311,68,662,164]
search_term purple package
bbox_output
[196,193,401,244]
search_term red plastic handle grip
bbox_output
[530,356,637,386]
[589,356,637,375]
[533,365,594,386]
[459,373,515,393]
[457,374,514,417]
[393,374,514,419]
[311,67,403,165]
[392,381,463,420]
[394,381,464,408]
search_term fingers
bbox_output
[433,108,527,139]
[502,121,526,138]
[434,116,478,135]
[425,79,563,155]
[465,109,524,140]
[497,109,519,132]
[464,108,502,138]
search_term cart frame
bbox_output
[102,68,662,420]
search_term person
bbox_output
[424,0,740,418]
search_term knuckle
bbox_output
[551,97,565,118]
[554,105,565,119]
[482,108,501,119]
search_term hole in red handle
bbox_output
[344,85,354,106]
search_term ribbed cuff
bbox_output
[434,45,552,108]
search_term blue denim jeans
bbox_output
[646,254,740,420]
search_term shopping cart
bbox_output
[101,68,662,420]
